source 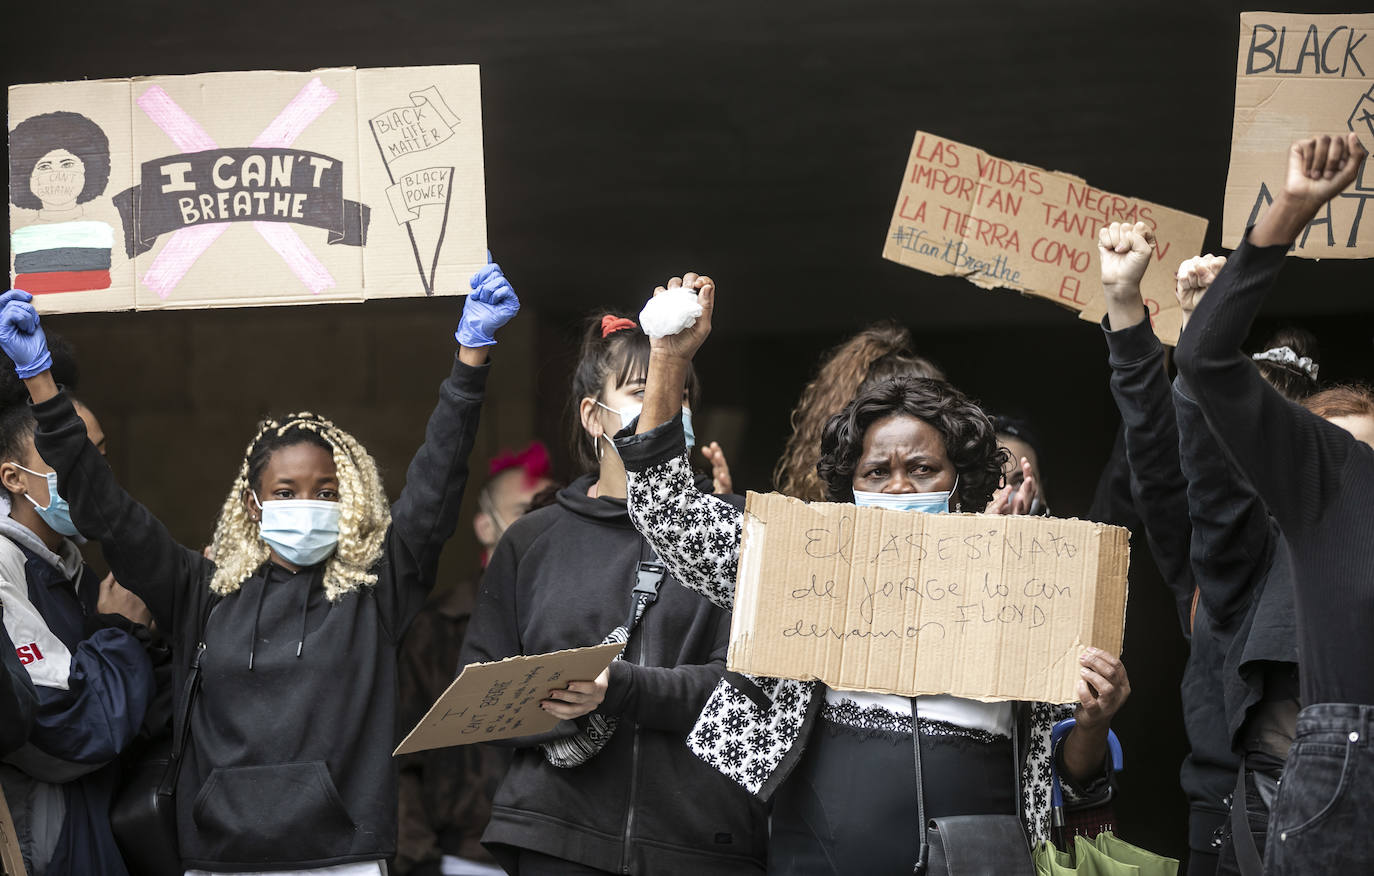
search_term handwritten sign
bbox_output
[728,493,1130,703]
[8,65,485,313]
[1223,12,1374,257]
[882,131,1207,345]
[394,642,625,756]
[0,782,23,876]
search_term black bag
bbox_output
[913,700,1035,876]
[110,640,205,876]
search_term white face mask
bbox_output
[596,401,695,449]
[252,495,341,566]
[852,475,959,514]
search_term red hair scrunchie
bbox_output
[601,315,638,338]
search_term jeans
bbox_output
[1263,703,1374,875]
[1217,770,1278,876]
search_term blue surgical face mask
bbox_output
[852,475,960,514]
[681,408,695,450]
[254,496,341,567]
[597,401,695,450]
[16,464,81,537]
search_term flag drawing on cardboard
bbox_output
[1223,13,1374,257]
[7,65,486,313]
[882,131,1208,346]
[728,493,1130,703]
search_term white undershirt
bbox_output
[824,687,1015,737]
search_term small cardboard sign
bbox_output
[0,782,23,876]
[394,642,626,755]
[8,65,485,313]
[882,131,1208,345]
[1222,12,1374,257]
[728,493,1130,703]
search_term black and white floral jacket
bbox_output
[616,416,1100,845]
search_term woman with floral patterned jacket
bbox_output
[613,273,1132,874]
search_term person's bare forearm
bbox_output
[1103,285,1148,332]
[638,351,691,434]
[1249,192,1321,248]
[1062,723,1108,784]
[23,371,58,404]
[457,345,489,367]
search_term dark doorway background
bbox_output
[5,0,1372,866]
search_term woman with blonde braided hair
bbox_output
[0,259,521,876]
[208,412,391,604]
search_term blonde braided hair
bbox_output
[208,413,391,601]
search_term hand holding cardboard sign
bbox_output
[1074,648,1131,732]
[0,289,53,379]
[1174,254,1227,332]
[541,665,609,720]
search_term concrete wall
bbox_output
[44,298,543,590]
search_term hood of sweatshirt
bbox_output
[0,492,84,581]
[554,473,632,524]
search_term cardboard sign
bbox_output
[883,131,1207,345]
[728,493,1130,703]
[1223,13,1374,257]
[0,783,23,876]
[7,65,485,313]
[394,642,625,755]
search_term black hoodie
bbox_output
[32,355,487,871]
[459,475,767,875]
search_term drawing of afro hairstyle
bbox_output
[9,111,111,209]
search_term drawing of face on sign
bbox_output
[1350,84,1374,192]
[8,111,115,293]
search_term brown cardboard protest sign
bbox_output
[394,642,625,756]
[0,783,23,876]
[8,65,485,313]
[882,131,1207,346]
[1223,13,1374,257]
[728,493,1130,703]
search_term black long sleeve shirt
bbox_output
[1102,313,1238,848]
[1176,234,1374,707]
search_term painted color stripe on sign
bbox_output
[11,221,115,254]
[14,271,113,294]
[14,248,113,274]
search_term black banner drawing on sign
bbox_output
[111,147,370,259]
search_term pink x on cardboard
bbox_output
[136,78,339,298]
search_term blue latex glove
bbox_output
[0,289,53,379]
[456,254,520,348]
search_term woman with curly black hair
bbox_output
[612,274,1131,874]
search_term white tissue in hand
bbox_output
[639,288,704,338]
